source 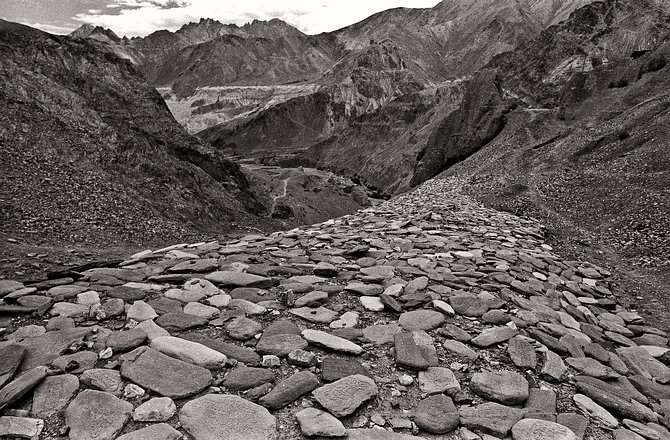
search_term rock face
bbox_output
[180,394,277,440]
[0,178,669,440]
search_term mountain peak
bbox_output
[70,23,120,42]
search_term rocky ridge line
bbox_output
[0,178,669,439]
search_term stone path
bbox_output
[1,178,669,439]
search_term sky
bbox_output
[0,0,442,37]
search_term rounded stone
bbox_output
[414,395,459,434]
[296,407,346,437]
[180,394,277,440]
[133,397,177,422]
[470,371,529,404]
[512,418,578,440]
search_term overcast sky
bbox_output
[1,0,442,37]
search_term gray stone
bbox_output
[512,418,578,440]
[295,407,347,437]
[508,337,537,369]
[542,350,568,382]
[15,327,90,372]
[394,332,430,370]
[472,326,518,347]
[116,423,182,440]
[443,339,478,360]
[32,374,79,417]
[180,394,277,440]
[51,351,97,374]
[126,301,158,322]
[0,366,48,411]
[302,329,363,354]
[459,402,525,438]
[80,369,124,394]
[470,371,529,404]
[0,344,25,388]
[133,397,177,422]
[573,394,619,428]
[313,374,379,417]
[65,390,132,440]
[222,368,275,391]
[257,334,308,357]
[154,312,208,331]
[0,416,44,439]
[415,394,459,434]
[259,371,319,409]
[322,357,373,382]
[362,324,402,345]
[106,328,148,352]
[398,310,445,331]
[205,271,274,288]
[557,413,588,440]
[151,336,227,369]
[120,347,212,399]
[290,307,338,324]
[227,317,263,340]
[418,367,461,395]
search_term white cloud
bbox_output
[20,21,78,35]
[73,0,441,37]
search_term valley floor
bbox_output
[1,177,668,440]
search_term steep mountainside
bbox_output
[428,0,670,309]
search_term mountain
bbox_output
[0,19,369,250]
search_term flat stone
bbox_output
[418,367,461,395]
[116,423,182,440]
[613,429,646,440]
[508,337,537,369]
[136,319,170,341]
[558,413,588,440]
[0,366,48,411]
[126,301,158,322]
[259,371,319,409]
[302,329,363,354]
[106,328,147,352]
[65,390,132,440]
[51,351,97,374]
[472,326,518,347]
[470,371,529,404]
[296,407,347,437]
[155,312,208,332]
[32,374,79,417]
[180,394,277,440]
[205,271,274,288]
[398,310,445,331]
[322,357,372,382]
[183,278,222,297]
[313,374,378,417]
[360,296,384,311]
[120,347,212,398]
[346,429,426,439]
[443,339,479,360]
[291,307,338,324]
[46,285,88,299]
[50,302,90,318]
[80,369,124,394]
[0,416,44,439]
[183,302,219,319]
[227,317,263,340]
[575,376,657,423]
[151,336,227,369]
[440,324,473,342]
[459,402,526,438]
[182,334,261,366]
[133,397,177,422]
[228,298,267,315]
[542,350,568,382]
[345,283,383,296]
[256,334,308,357]
[230,288,277,303]
[223,368,275,391]
[415,395,459,434]
[450,295,490,317]
[330,311,359,329]
[362,324,402,345]
[573,393,619,428]
[566,357,619,379]
[525,388,557,421]
[263,319,302,337]
[0,280,25,296]
[0,345,25,388]
[512,418,578,440]
[617,346,670,379]
[100,298,125,319]
[394,332,430,370]
[295,291,329,308]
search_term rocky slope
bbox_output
[1,178,669,440]
[0,19,369,254]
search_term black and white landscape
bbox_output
[1,1,670,439]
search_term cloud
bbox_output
[72,0,441,37]
[20,21,78,35]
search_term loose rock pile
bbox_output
[1,178,669,440]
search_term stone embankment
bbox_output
[1,178,669,440]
